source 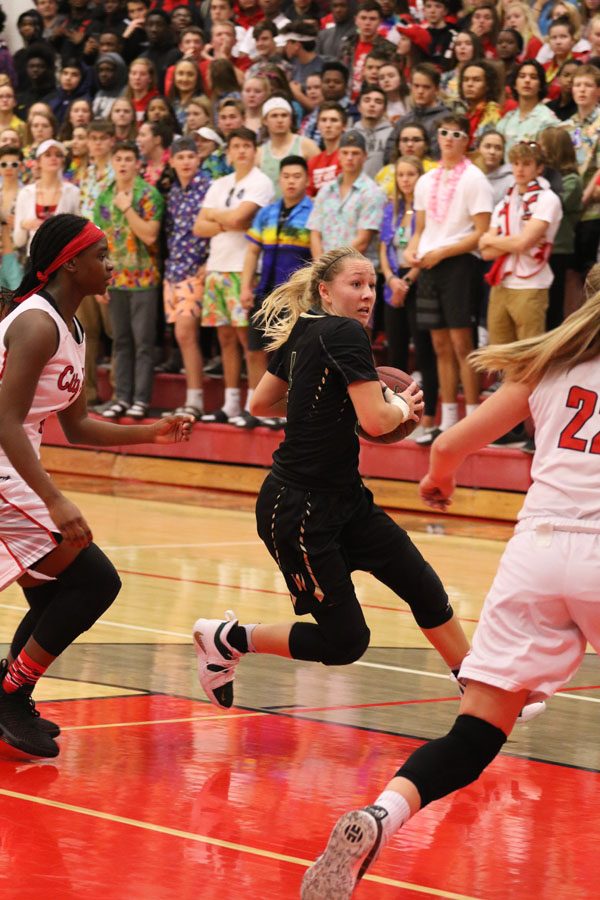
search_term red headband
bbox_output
[15,221,106,304]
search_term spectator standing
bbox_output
[95,141,164,420]
[560,64,600,275]
[122,0,151,64]
[140,9,180,92]
[480,141,562,353]
[440,31,483,103]
[240,154,313,427]
[539,125,583,329]
[167,58,204,129]
[44,58,92,125]
[376,120,438,198]
[317,0,356,60]
[163,26,206,95]
[385,63,451,163]
[307,102,346,196]
[496,59,559,152]
[278,21,323,109]
[0,83,26,147]
[546,58,580,121]
[379,154,439,438]
[15,46,56,118]
[0,147,24,291]
[405,113,492,444]
[340,1,396,102]
[378,60,409,123]
[504,2,543,62]
[110,97,138,142]
[137,119,174,192]
[458,60,502,150]
[242,76,271,133]
[92,52,128,119]
[257,97,319,196]
[162,137,212,420]
[193,127,275,424]
[468,3,500,59]
[423,0,457,71]
[124,57,159,126]
[354,86,394,178]
[78,120,116,406]
[308,130,387,268]
[495,27,522,94]
[477,129,513,206]
[14,140,81,255]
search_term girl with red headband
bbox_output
[0,214,193,759]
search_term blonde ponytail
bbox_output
[256,247,366,350]
[470,289,600,383]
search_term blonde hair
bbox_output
[394,154,423,218]
[257,248,367,350]
[469,290,600,382]
[504,1,542,41]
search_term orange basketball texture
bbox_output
[358,366,420,444]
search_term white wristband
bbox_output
[383,386,410,422]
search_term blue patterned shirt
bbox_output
[307,172,386,265]
[164,168,212,283]
[247,195,313,297]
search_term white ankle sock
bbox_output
[186,388,203,410]
[223,388,241,417]
[371,790,411,842]
[440,402,459,432]
[245,623,258,652]
[245,388,253,413]
[466,403,479,416]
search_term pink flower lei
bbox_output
[427,158,471,224]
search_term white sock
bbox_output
[371,790,412,842]
[440,402,459,432]
[245,388,253,412]
[245,623,258,652]
[465,403,479,416]
[223,387,241,417]
[186,388,203,410]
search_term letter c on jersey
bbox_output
[57,364,82,396]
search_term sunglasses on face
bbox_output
[0,161,19,169]
[438,128,468,140]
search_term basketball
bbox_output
[358,366,421,444]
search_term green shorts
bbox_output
[201,271,247,327]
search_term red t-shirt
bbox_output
[308,149,341,197]
[351,40,374,101]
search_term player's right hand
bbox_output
[47,495,93,547]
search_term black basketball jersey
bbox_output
[268,310,379,491]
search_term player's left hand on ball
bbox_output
[419,473,455,511]
[151,415,194,443]
[398,381,424,421]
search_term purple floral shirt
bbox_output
[165,169,212,283]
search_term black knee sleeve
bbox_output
[403,561,453,630]
[28,543,121,657]
[396,714,507,807]
[289,621,370,666]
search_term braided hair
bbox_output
[0,214,93,321]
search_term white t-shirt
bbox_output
[203,167,275,272]
[490,185,562,290]
[415,162,493,257]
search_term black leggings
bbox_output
[256,476,453,666]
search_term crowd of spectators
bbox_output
[1,0,599,448]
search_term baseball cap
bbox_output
[195,127,225,148]
[396,25,432,54]
[36,139,66,158]
[339,130,367,152]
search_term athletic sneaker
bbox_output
[22,687,60,738]
[301,807,385,900]
[192,611,243,708]
[0,663,59,758]
[450,672,546,724]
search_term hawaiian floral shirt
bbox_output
[165,168,212,283]
[560,105,600,220]
[307,172,386,266]
[94,175,164,290]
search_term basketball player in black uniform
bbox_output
[193,247,470,708]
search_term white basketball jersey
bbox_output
[0,293,85,471]
[519,357,600,523]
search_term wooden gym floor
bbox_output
[1,473,599,899]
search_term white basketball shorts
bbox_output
[459,522,600,702]
[0,474,58,590]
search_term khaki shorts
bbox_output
[487,285,548,345]
[163,275,205,324]
[201,272,247,328]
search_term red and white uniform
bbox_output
[461,359,600,702]
[0,294,85,589]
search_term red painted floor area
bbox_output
[0,694,598,899]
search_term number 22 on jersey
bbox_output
[558,386,600,454]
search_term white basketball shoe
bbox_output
[193,610,243,709]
